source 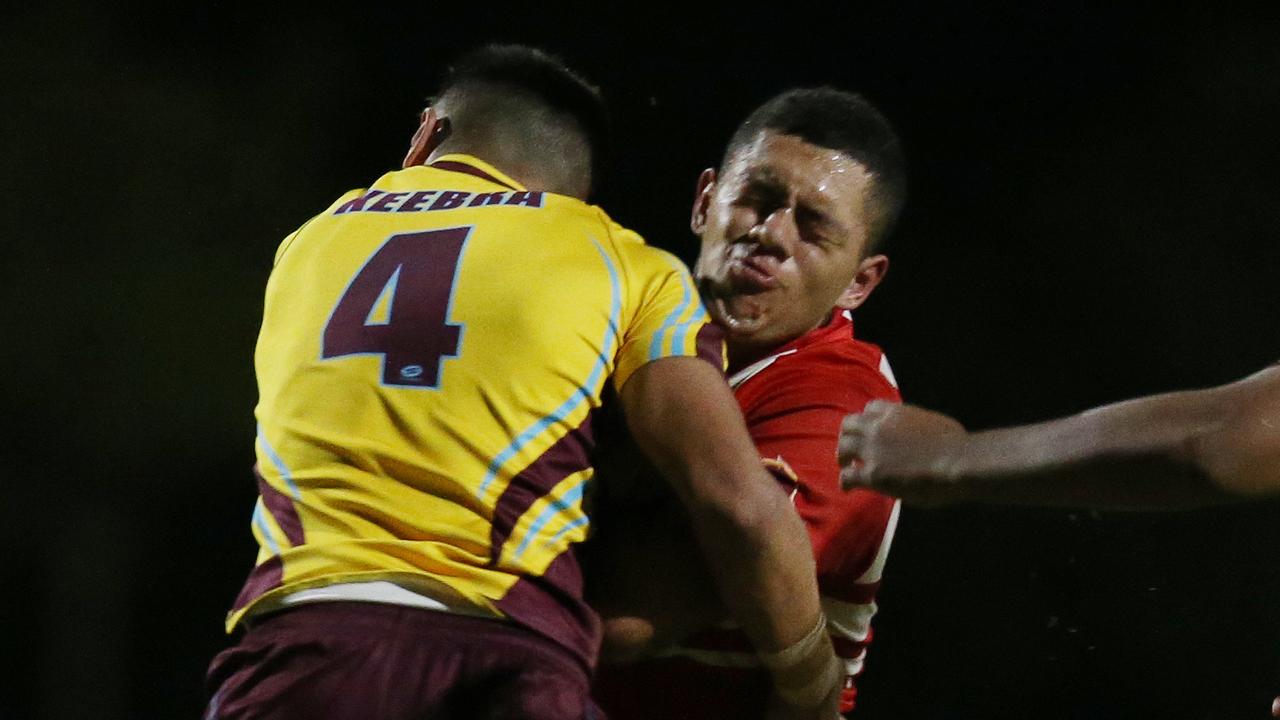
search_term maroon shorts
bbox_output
[205,602,603,720]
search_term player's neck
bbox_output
[726,340,784,374]
[426,148,583,199]
[726,314,834,372]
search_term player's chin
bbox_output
[710,294,771,335]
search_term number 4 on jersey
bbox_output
[322,227,470,388]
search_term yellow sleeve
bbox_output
[611,239,727,392]
[272,225,306,267]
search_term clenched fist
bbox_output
[837,401,969,505]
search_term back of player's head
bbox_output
[724,88,907,251]
[433,44,607,199]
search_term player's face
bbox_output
[693,132,887,362]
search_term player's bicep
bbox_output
[603,356,782,654]
[618,356,760,512]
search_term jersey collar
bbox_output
[727,309,853,388]
[788,308,854,352]
[427,153,527,192]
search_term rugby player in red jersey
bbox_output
[589,87,908,718]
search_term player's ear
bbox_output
[836,253,889,311]
[690,168,717,235]
[402,107,451,169]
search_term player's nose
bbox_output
[748,208,795,258]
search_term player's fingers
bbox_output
[840,411,869,435]
[837,412,873,461]
[1271,695,1280,717]
[839,462,861,491]
[836,429,862,468]
[834,456,875,489]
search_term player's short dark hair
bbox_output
[435,44,608,193]
[724,88,907,250]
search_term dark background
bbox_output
[6,2,1280,718]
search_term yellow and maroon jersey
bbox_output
[230,154,723,666]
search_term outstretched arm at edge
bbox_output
[839,364,1280,510]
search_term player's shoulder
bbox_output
[587,209,690,276]
[590,208,650,251]
[764,324,900,401]
[824,335,899,393]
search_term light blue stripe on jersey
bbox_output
[512,477,588,559]
[647,259,696,362]
[543,514,590,550]
[668,301,708,356]
[476,239,621,499]
[257,424,301,500]
[252,501,282,556]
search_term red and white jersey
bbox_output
[596,309,902,717]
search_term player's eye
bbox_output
[739,179,788,210]
[796,207,832,237]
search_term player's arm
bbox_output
[591,362,894,657]
[837,364,1280,510]
[620,356,842,714]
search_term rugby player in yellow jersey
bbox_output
[204,45,842,720]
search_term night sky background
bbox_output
[7,3,1280,718]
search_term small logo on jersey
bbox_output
[399,365,424,379]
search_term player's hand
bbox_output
[1271,694,1280,717]
[837,401,968,506]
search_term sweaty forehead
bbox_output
[726,132,872,207]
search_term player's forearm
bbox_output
[621,357,842,710]
[620,358,826,652]
[671,459,840,709]
[950,386,1245,510]
[677,465,824,652]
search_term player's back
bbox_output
[232,154,710,664]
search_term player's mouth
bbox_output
[724,245,780,294]
[699,243,783,334]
